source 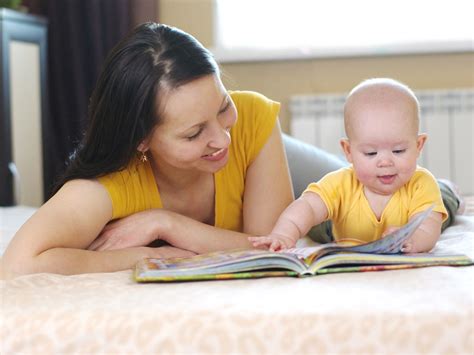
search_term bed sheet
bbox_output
[1,202,473,354]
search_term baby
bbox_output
[250,78,447,252]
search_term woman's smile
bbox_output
[202,147,228,161]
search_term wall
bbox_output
[221,54,474,132]
[158,0,214,47]
[158,1,474,133]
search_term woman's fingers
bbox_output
[87,237,105,251]
[88,231,119,251]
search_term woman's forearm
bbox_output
[159,210,254,253]
[3,245,191,278]
[2,247,149,277]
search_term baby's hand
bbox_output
[381,225,414,253]
[382,226,414,253]
[381,225,400,238]
[401,240,414,253]
[401,237,426,253]
[248,234,297,252]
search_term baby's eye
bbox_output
[364,152,377,156]
[393,149,406,154]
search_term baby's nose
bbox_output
[377,154,394,167]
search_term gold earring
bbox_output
[140,151,148,163]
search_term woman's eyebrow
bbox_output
[180,121,206,135]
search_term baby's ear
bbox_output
[340,138,352,163]
[416,133,428,154]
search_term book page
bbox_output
[308,252,472,275]
[300,206,434,265]
[135,249,309,280]
[284,245,330,259]
[343,206,433,254]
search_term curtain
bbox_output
[22,0,157,199]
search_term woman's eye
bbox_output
[393,149,406,154]
[187,128,203,141]
[218,102,230,114]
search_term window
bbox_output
[213,0,473,62]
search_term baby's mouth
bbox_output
[378,174,396,184]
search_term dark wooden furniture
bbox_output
[0,8,49,206]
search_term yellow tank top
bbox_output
[98,91,280,232]
[305,166,448,244]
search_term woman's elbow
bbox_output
[1,250,42,279]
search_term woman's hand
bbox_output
[88,209,168,251]
[146,246,197,259]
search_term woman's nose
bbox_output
[209,121,231,148]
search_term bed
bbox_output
[1,198,473,354]
[1,136,473,354]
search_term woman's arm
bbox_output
[160,121,294,253]
[243,121,295,235]
[2,179,193,278]
[85,121,293,254]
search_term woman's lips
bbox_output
[378,174,396,184]
[202,148,228,161]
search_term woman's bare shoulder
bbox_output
[26,179,111,241]
[55,178,110,203]
[45,178,113,223]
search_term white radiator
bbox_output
[290,89,474,195]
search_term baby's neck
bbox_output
[363,186,393,220]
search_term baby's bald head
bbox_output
[344,78,420,139]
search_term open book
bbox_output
[134,208,472,282]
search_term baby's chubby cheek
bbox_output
[353,167,373,183]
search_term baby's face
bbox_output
[343,95,425,196]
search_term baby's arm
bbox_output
[249,192,328,251]
[401,211,443,253]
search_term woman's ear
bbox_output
[137,140,150,162]
[137,140,149,153]
[340,138,353,163]
[416,133,427,154]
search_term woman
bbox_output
[3,23,293,277]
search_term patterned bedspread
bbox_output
[1,200,473,354]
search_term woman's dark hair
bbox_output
[54,23,219,191]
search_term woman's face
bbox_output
[142,74,237,175]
